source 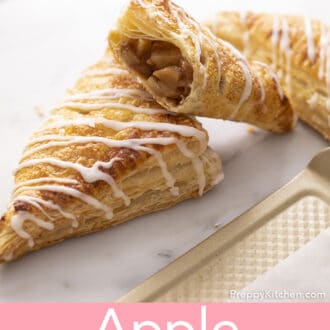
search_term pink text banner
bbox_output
[0,303,328,330]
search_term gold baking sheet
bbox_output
[119,148,330,302]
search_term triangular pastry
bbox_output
[0,49,222,262]
[205,11,330,140]
[109,0,296,133]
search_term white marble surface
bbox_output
[0,0,328,301]
[238,229,330,302]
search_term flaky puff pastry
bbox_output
[205,12,330,140]
[0,49,222,263]
[109,0,295,133]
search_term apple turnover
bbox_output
[109,0,296,133]
[0,49,222,262]
[205,11,330,140]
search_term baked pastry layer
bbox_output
[109,0,296,133]
[205,11,330,140]
[0,49,222,263]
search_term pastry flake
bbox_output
[0,50,222,262]
[109,0,296,133]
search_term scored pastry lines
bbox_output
[11,62,211,247]
[236,12,330,126]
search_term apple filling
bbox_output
[120,39,193,104]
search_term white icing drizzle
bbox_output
[304,18,316,63]
[13,114,206,241]
[19,134,196,197]
[143,146,179,196]
[46,117,207,152]
[132,0,172,24]
[84,68,129,77]
[15,156,130,206]
[191,158,206,196]
[66,88,153,102]
[167,2,206,87]
[271,15,280,71]
[253,68,266,104]
[326,32,330,111]
[271,16,292,92]
[307,93,318,109]
[15,196,56,222]
[200,152,224,188]
[220,40,253,118]
[13,177,79,194]
[11,211,55,247]
[253,61,284,101]
[14,195,78,228]
[175,139,195,158]
[230,61,253,120]
[221,39,246,62]
[128,0,222,101]
[167,1,221,91]
[134,0,147,8]
[10,19,210,245]
[319,24,328,80]
[35,118,207,197]
[318,25,330,111]
[14,185,114,220]
[53,101,171,116]
[279,18,292,90]
[25,135,181,156]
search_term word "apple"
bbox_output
[100,305,238,330]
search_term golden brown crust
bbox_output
[109,0,295,133]
[1,147,221,263]
[205,11,330,140]
[0,49,222,263]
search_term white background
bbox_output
[0,0,328,301]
